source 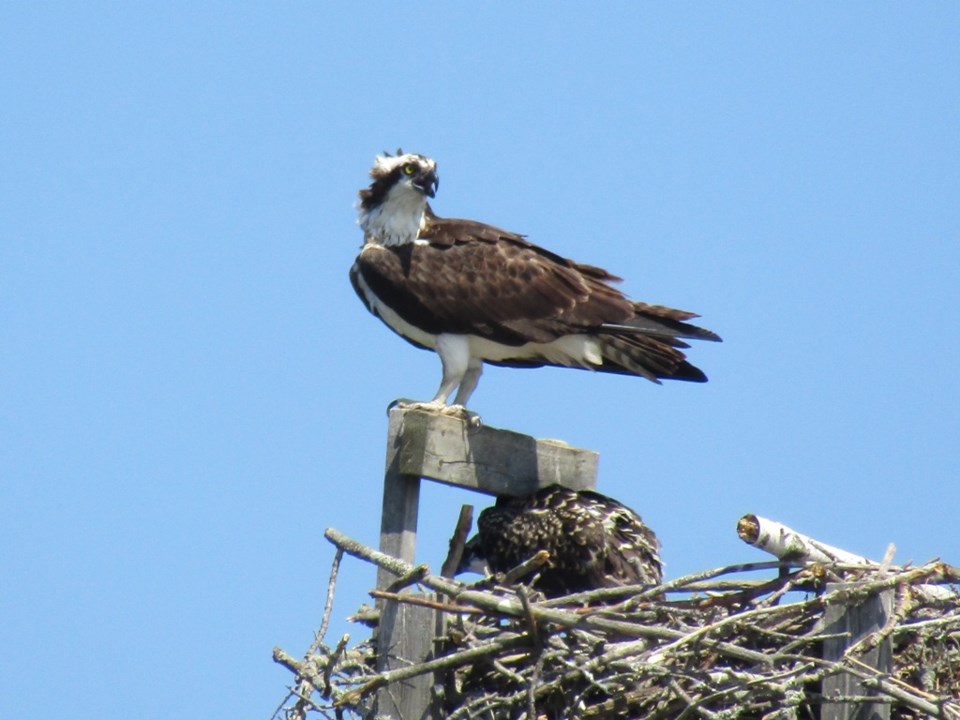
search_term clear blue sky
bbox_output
[2,4,958,718]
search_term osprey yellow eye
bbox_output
[402,164,416,176]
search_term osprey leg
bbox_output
[453,359,483,407]
[432,334,471,406]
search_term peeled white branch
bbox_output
[737,514,877,566]
[737,514,957,601]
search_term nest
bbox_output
[273,529,960,720]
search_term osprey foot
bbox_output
[386,399,482,429]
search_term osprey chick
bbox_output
[458,484,662,597]
[350,151,720,410]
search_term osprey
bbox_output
[350,151,720,410]
[458,484,662,597]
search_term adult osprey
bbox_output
[458,484,662,597]
[350,151,720,410]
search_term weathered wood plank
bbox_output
[388,406,598,496]
[821,586,894,720]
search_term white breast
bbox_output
[352,269,438,350]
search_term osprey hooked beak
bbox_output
[413,167,439,198]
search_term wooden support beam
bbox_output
[821,586,894,720]
[374,406,599,719]
[375,430,420,588]
[375,409,431,719]
[374,600,438,719]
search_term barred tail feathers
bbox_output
[598,333,709,383]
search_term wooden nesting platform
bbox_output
[376,406,598,719]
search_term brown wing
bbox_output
[352,212,636,346]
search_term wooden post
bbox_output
[374,407,598,719]
[821,586,894,720]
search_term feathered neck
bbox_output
[357,184,428,247]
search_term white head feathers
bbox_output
[370,151,436,179]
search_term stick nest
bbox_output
[273,531,960,720]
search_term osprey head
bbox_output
[357,150,439,246]
[359,150,439,211]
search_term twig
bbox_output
[273,650,322,720]
[385,563,430,592]
[516,586,541,648]
[322,634,349,698]
[503,550,551,584]
[287,548,346,720]
[317,548,344,647]
[522,657,537,720]
[672,677,721,720]
[337,633,532,706]
[440,504,474,579]
[539,560,794,607]
[369,589,485,614]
